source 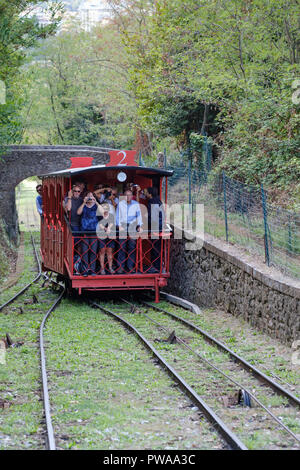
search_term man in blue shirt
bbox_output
[36,184,43,217]
[116,189,143,273]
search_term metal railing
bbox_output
[65,225,171,277]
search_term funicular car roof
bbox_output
[40,165,174,178]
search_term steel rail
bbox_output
[128,301,300,446]
[31,238,65,450]
[140,299,300,409]
[39,287,65,450]
[0,231,64,449]
[0,233,42,311]
[90,300,248,451]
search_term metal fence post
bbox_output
[188,156,192,228]
[223,171,229,242]
[261,183,270,266]
[163,148,167,202]
[288,214,293,253]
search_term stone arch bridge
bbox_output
[0,145,110,241]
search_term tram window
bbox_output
[49,184,56,218]
[57,184,62,220]
[43,186,49,218]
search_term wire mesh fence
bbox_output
[5,159,300,280]
[166,164,300,280]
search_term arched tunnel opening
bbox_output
[15,176,42,235]
[0,145,109,244]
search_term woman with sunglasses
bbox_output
[63,186,85,274]
[64,185,84,233]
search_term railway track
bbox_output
[0,234,65,450]
[3,243,230,450]
[142,294,300,408]
[1,235,299,450]
[102,296,300,450]
[37,297,237,450]
[39,287,65,449]
[0,234,42,312]
[89,299,247,450]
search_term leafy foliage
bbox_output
[2,0,299,205]
[0,0,63,146]
[109,0,300,204]
[22,21,137,148]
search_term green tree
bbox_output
[0,0,63,146]
[22,20,137,148]
[110,0,300,203]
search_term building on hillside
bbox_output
[78,0,113,31]
[29,1,113,32]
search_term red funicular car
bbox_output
[40,150,173,302]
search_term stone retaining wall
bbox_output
[167,231,300,346]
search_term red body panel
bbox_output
[40,163,172,301]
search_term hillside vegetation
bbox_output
[0,1,299,208]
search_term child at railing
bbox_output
[97,203,116,275]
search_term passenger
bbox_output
[77,192,104,276]
[102,187,119,210]
[63,185,84,272]
[73,181,86,197]
[63,185,83,232]
[94,184,113,203]
[116,189,143,274]
[93,184,104,202]
[135,186,147,204]
[97,203,116,275]
[125,183,143,203]
[36,184,43,217]
[132,184,142,203]
[144,187,165,272]
[125,183,133,192]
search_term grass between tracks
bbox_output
[1,231,299,450]
[44,299,226,450]
[0,233,224,450]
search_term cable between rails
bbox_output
[148,297,300,409]
[133,302,300,446]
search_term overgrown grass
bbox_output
[44,298,225,450]
[0,233,59,449]
[0,219,17,285]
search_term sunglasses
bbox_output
[73,190,81,193]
